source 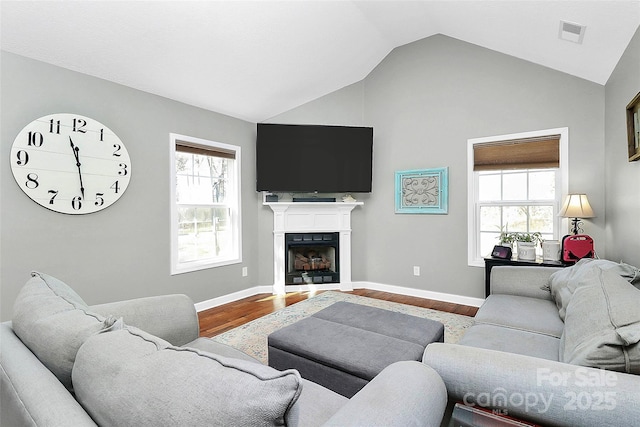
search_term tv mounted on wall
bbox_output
[256,123,373,193]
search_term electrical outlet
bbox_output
[413,266,420,276]
[242,267,248,277]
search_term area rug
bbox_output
[211,291,474,364]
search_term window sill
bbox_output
[468,259,484,268]
[171,257,242,275]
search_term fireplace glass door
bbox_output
[285,233,339,284]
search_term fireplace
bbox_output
[265,200,362,294]
[285,233,339,284]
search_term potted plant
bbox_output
[513,232,542,261]
[498,227,516,248]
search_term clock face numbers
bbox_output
[10,113,131,214]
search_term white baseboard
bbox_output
[195,281,484,312]
[194,285,272,312]
[352,281,485,308]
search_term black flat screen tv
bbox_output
[256,123,373,193]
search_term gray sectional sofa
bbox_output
[424,259,640,427]
[1,272,447,427]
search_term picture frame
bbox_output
[395,167,448,214]
[626,91,640,162]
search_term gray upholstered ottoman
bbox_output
[267,301,444,397]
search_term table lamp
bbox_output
[559,194,595,234]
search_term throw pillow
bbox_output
[560,267,640,374]
[545,259,640,319]
[72,323,303,426]
[12,272,111,391]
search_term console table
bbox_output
[483,257,566,297]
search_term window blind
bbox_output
[473,135,560,171]
[176,142,235,159]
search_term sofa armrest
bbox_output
[424,343,640,426]
[322,361,446,427]
[1,322,97,427]
[90,294,199,346]
[491,266,563,300]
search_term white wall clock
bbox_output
[10,113,132,214]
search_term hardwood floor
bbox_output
[198,289,478,338]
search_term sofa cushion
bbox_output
[474,294,564,338]
[546,259,640,320]
[11,272,111,390]
[72,321,303,426]
[295,379,348,427]
[458,324,560,361]
[561,267,640,374]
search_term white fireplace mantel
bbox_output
[265,201,363,295]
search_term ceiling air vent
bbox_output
[559,20,586,44]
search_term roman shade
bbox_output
[176,142,236,159]
[473,135,560,171]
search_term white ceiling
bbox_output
[2,1,639,122]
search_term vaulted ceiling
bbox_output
[2,1,639,122]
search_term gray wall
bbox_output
[604,27,640,267]
[1,52,261,320]
[268,35,606,299]
[3,31,636,319]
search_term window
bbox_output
[170,134,241,274]
[467,128,568,267]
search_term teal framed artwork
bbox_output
[395,167,448,214]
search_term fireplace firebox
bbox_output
[285,233,339,285]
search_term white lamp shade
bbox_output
[559,194,595,218]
